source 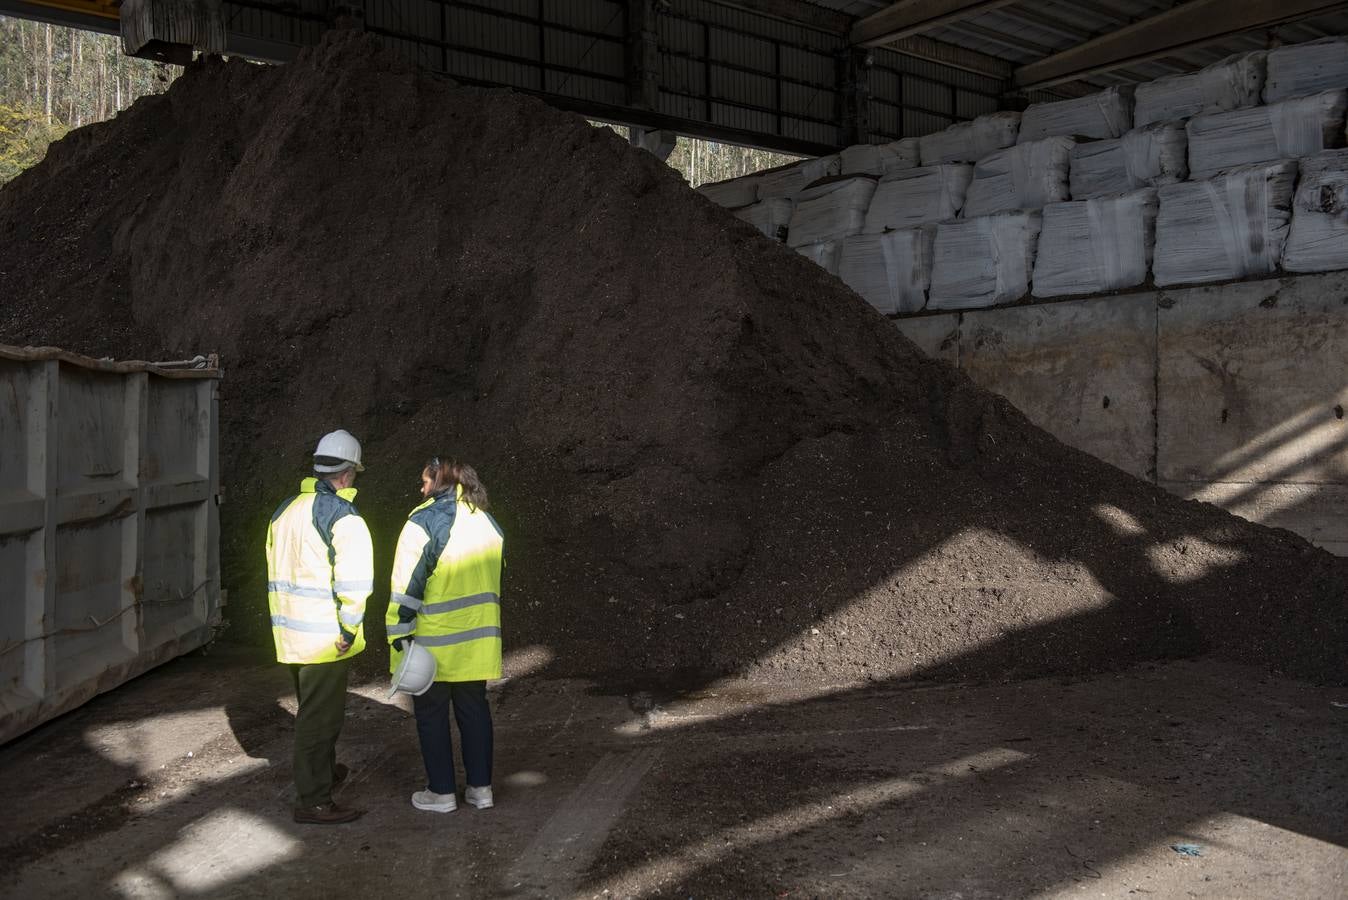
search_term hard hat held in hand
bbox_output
[314,429,365,473]
[388,641,437,699]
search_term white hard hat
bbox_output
[388,641,437,698]
[314,429,365,473]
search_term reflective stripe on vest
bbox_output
[415,626,502,647]
[272,615,341,634]
[421,592,499,616]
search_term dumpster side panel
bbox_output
[0,347,221,744]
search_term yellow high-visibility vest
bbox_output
[387,485,503,681]
[266,477,373,664]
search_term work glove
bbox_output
[392,636,414,652]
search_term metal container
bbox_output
[0,345,222,744]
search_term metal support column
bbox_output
[839,46,872,147]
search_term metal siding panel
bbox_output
[781,81,835,123]
[712,100,775,136]
[546,69,625,105]
[545,0,624,36]
[445,49,536,90]
[955,89,996,120]
[658,88,703,120]
[671,0,842,52]
[657,14,701,55]
[782,116,834,145]
[905,109,951,136]
[545,28,623,78]
[904,75,954,121]
[712,64,776,109]
[868,99,901,140]
[779,45,834,86]
[659,51,705,96]
[709,28,773,74]
[446,7,539,61]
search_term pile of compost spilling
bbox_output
[2,32,1344,685]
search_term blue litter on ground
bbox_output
[1171,843,1203,857]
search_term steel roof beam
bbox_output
[1015,0,1348,90]
[710,0,1017,81]
[851,0,1023,47]
[883,34,1013,78]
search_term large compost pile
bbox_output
[2,32,1344,685]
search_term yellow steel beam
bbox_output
[20,0,118,20]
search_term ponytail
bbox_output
[423,458,490,511]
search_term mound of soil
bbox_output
[2,31,1344,685]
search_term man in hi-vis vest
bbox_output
[266,429,374,824]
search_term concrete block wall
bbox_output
[896,271,1348,556]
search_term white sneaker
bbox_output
[464,785,494,809]
[411,789,457,813]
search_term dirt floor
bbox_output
[1,647,1343,899]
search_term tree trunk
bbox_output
[67,29,77,125]
[44,24,53,124]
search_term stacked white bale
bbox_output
[786,177,878,247]
[733,198,794,242]
[837,228,936,314]
[1069,121,1188,199]
[1186,89,1347,180]
[795,240,842,275]
[840,139,920,176]
[1018,86,1134,142]
[1133,51,1266,126]
[1264,37,1348,103]
[962,136,1074,218]
[697,175,759,208]
[928,210,1041,310]
[1283,149,1348,273]
[1152,161,1297,287]
[1032,190,1159,298]
[758,154,841,200]
[862,165,973,232]
[919,111,1021,165]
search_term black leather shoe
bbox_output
[293,802,364,825]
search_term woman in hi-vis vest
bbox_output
[387,458,504,813]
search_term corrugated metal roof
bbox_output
[800,0,1348,95]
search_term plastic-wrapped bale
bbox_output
[962,136,1074,218]
[1186,89,1347,180]
[1264,37,1348,104]
[919,112,1021,165]
[837,228,936,314]
[862,165,973,233]
[696,174,759,208]
[733,198,794,242]
[1018,86,1133,142]
[1134,51,1266,127]
[1032,190,1158,298]
[786,177,878,247]
[1283,149,1348,273]
[1070,122,1188,200]
[1152,161,1296,287]
[840,139,920,176]
[795,240,842,275]
[758,154,840,200]
[928,211,1042,310]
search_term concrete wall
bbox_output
[896,271,1348,556]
